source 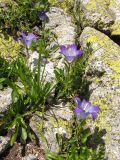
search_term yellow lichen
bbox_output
[87,0,116,11]
[49,116,71,133]
[48,0,74,12]
[0,33,22,60]
[92,97,114,144]
[110,22,120,35]
[87,31,120,86]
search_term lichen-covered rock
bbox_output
[30,102,73,153]
[0,34,21,61]
[79,27,120,160]
[0,88,12,113]
[78,0,120,35]
[109,0,120,35]
[0,136,10,154]
[48,0,74,12]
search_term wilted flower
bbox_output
[60,44,83,62]
[18,32,37,48]
[38,11,48,21]
[73,97,100,120]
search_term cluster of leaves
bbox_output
[46,120,106,160]
[0,38,55,145]
[0,0,49,33]
[0,57,18,88]
[0,40,106,159]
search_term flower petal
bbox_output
[91,112,98,120]
[81,99,87,109]
[75,107,90,119]
[89,106,100,113]
[60,45,67,54]
[38,11,47,21]
[27,33,37,40]
[84,102,92,112]
[73,97,81,106]
[68,44,77,50]
[25,40,33,47]
[65,56,74,62]
[18,32,26,40]
[76,50,83,57]
[74,107,84,118]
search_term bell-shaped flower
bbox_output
[73,97,100,120]
[60,44,83,62]
[38,11,48,21]
[18,32,37,48]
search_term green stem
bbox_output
[26,47,29,59]
[37,52,41,87]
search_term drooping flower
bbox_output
[38,11,48,21]
[60,44,83,62]
[18,32,37,48]
[73,97,100,120]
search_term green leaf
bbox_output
[10,132,17,146]
[10,126,19,146]
[81,128,91,144]
[21,127,27,142]
[0,78,6,83]
[28,131,33,141]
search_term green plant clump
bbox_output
[0,0,49,33]
[0,3,106,159]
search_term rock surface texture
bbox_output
[0,136,10,154]
[46,7,76,45]
[0,88,12,113]
[78,0,120,35]
[28,7,77,81]
[79,27,120,160]
[30,102,73,153]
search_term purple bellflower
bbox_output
[38,11,48,21]
[60,44,83,62]
[73,97,100,120]
[18,32,37,48]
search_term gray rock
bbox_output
[0,88,12,113]
[28,51,55,83]
[30,102,73,153]
[28,7,77,78]
[46,7,76,62]
[22,154,37,160]
[0,136,10,154]
[28,51,39,71]
[79,27,120,160]
[46,7,76,46]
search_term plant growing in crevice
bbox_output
[54,43,92,99]
[46,98,105,160]
[0,28,55,145]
